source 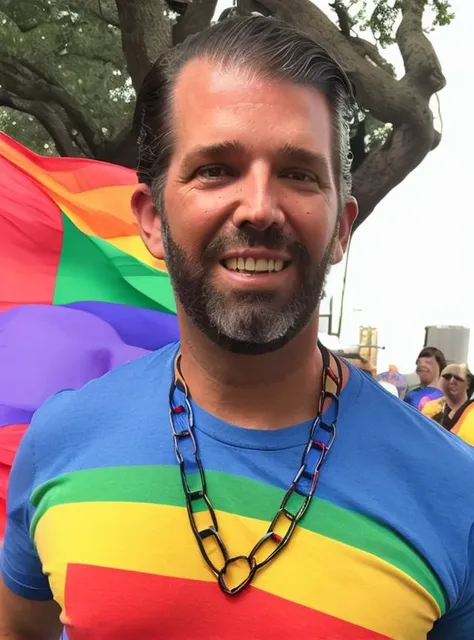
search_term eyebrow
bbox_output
[180,140,246,174]
[179,140,331,176]
[279,144,331,176]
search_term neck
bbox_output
[178,316,331,430]
[447,394,468,413]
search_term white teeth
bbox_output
[255,259,268,272]
[223,257,287,273]
[274,259,284,272]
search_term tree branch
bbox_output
[236,0,294,23]
[236,0,424,127]
[351,119,435,229]
[0,88,80,157]
[84,0,121,28]
[348,36,396,76]
[96,124,138,166]
[166,0,189,15]
[396,0,446,96]
[115,0,172,91]
[0,54,105,154]
[329,1,352,37]
[0,6,52,33]
[173,0,218,45]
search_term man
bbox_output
[1,16,473,640]
[405,347,447,410]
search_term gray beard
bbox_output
[160,215,336,355]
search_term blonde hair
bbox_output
[441,363,470,380]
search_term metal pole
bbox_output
[336,233,352,338]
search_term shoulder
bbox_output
[345,366,474,473]
[405,386,422,396]
[404,387,421,406]
[340,367,474,603]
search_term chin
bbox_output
[210,332,295,356]
[197,310,308,356]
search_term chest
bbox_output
[32,465,444,640]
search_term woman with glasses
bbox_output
[422,363,474,446]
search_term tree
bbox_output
[0,0,454,229]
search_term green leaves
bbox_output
[0,0,134,155]
[331,1,454,48]
[431,0,455,27]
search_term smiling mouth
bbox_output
[221,257,290,274]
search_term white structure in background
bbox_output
[424,326,471,364]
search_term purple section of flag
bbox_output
[0,304,178,428]
[63,301,179,351]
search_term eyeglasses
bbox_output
[441,373,465,383]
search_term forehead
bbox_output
[170,58,333,160]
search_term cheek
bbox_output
[284,194,336,255]
[165,187,225,252]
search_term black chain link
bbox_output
[169,344,342,595]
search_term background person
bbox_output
[376,367,408,399]
[404,347,446,410]
[422,363,474,446]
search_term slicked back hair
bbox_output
[134,15,356,210]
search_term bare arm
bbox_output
[0,578,62,640]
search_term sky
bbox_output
[215,0,472,372]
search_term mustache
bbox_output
[202,227,307,264]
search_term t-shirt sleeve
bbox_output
[428,523,474,639]
[0,423,53,600]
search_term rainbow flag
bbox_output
[0,134,179,535]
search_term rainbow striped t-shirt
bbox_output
[1,343,474,639]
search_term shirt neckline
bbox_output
[189,362,363,451]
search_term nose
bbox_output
[232,164,285,231]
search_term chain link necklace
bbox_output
[168,342,342,595]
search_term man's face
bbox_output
[416,357,440,386]
[134,60,357,354]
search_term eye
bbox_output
[196,165,232,180]
[282,170,317,183]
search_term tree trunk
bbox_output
[97,126,138,168]
[173,0,218,45]
[115,0,172,91]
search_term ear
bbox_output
[131,183,164,260]
[331,197,358,265]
